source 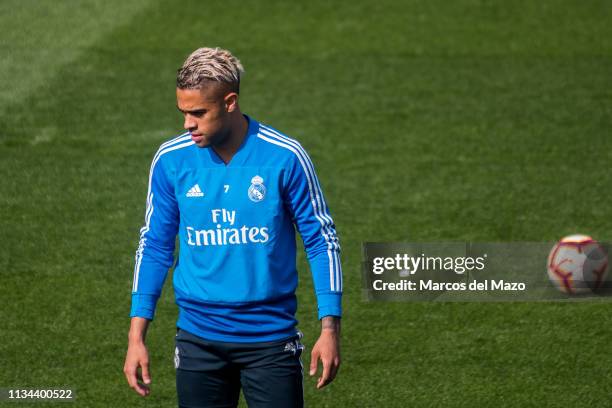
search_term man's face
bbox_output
[176,86,233,148]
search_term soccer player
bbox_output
[123,47,343,407]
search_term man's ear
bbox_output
[224,92,239,112]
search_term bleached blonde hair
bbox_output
[176,47,244,93]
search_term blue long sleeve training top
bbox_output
[130,116,342,342]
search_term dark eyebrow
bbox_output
[176,106,207,114]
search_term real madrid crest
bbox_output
[248,175,266,202]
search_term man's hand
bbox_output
[124,317,151,397]
[309,316,341,389]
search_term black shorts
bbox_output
[174,328,304,408]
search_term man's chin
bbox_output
[195,140,211,148]
[191,135,211,148]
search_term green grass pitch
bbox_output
[1,0,612,406]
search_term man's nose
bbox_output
[183,114,196,130]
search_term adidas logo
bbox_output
[186,184,204,198]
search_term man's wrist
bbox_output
[321,316,341,333]
[128,317,150,343]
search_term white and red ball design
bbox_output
[547,235,608,294]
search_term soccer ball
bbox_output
[547,235,608,294]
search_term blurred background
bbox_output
[1,0,611,406]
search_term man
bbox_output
[123,47,343,407]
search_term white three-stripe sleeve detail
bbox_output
[259,127,339,252]
[256,133,338,292]
[144,133,190,210]
[333,251,342,292]
[259,127,333,221]
[256,133,336,291]
[260,126,331,220]
[260,125,336,230]
[132,138,194,292]
[259,128,341,291]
